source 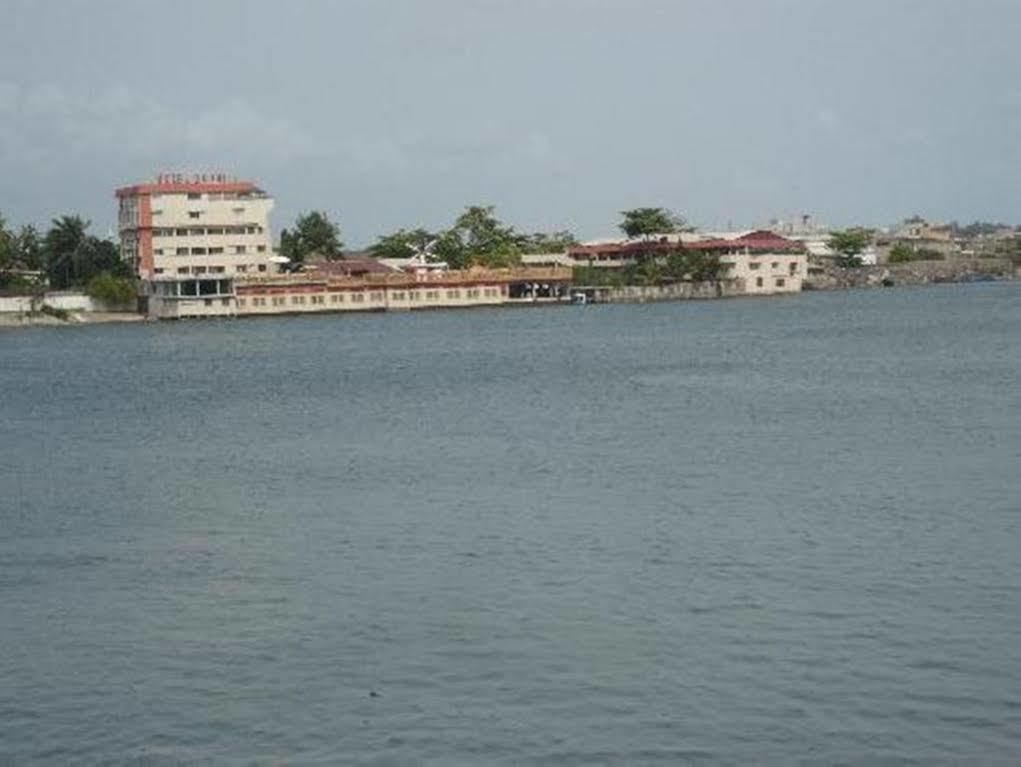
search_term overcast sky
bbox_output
[2,0,1019,244]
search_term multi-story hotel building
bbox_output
[117,174,276,279]
[116,174,278,316]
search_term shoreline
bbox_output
[1,270,1016,330]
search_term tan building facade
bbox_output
[116,174,276,280]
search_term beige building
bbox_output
[117,174,279,317]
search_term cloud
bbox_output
[0,81,326,171]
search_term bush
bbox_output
[86,273,137,306]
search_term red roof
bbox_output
[568,231,803,258]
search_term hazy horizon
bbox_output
[2,0,1020,245]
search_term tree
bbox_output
[368,228,437,260]
[43,215,128,289]
[86,272,137,306]
[14,225,44,271]
[828,228,871,268]
[619,208,685,240]
[519,230,578,254]
[664,248,724,283]
[44,215,90,289]
[280,211,343,264]
[437,205,523,269]
[0,213,12,271]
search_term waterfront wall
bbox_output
[586,280,745,304]
[805,258,1016,290]
[0,292,135,315]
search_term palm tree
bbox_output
[44,215,90,289]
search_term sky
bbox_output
[1,0,1020,245]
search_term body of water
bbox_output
[2,284,1020,764]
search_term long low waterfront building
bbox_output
[146,267,574,319]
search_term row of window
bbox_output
[154,245,266,256]
[153,208,247,219]
[153,226,264,237]
[238,286,506,308]
[747,261,799,274]
[152,264,269,276]
[754,277,789,288]
[153,192,257,201]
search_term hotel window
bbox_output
[235,245,247,254]
[749,262,761,270]
[193,266,207,274]
[176,228,188,236]
[756,277,764,287]
[775,278,786,288]
[313,295,325,305]
[352,293,364,303]
[154,249,164,256]
[789,262,798,275]
[204,299,213,306]
[238,299,246,307]
[209,247,223,254]
[177,267,189,274]
[187,193,202,200]
[189,211,201,219]
[210,266,225,273]
[258,265,267,272]
[236,265,247,273]
[392,292,404,300]
[370,292,383,301]
[292,296,301,304]
[207,227,223,235]
[176,247,189,255]
[154,268,164,274]
[257,245,266,253]
[331,294,343,303]
[191,247,207,255]
[771,262,779,269]
[221,298,230,306]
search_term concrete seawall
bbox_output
[805,258,1016,290]
[580,280,745,304]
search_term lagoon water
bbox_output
[1,283,1020,764]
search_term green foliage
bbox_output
[38,304,71,321]
[281,211,343,264]
[0,212,11,270]
[14,225,44,270]
[572,247,723,287]
[43,215,127,289]
[86,272,137,306]
[664,249,724,282]
[619,208,685,240]
[519,230,578,254]
[828,228,871,268]
[368,228,437,260]
[432,205,523,269]
[888,243,945,263]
